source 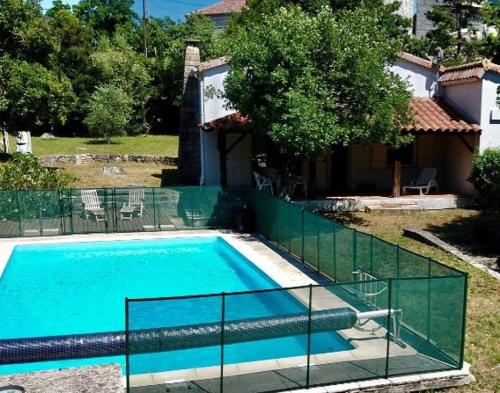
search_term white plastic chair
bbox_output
[253,171,274,195]
[121,188,145,218]
[290,175,308,197]
[81,190,106,222]
[403,168,439,195]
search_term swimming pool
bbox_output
[0,236,352,375]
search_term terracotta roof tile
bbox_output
[439,59,500,85]
[195,0,246,15]
[404,98,480,134]
[398,52,444,71]
[197,56,227,72]
[200,112,250,132]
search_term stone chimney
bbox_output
[178,39,202,184]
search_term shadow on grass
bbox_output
[427,209,500,257]
[321,211,368,227]
[151,168,178,187]
[84,139,122,145]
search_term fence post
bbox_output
[385,278,393,379]
[316,218,320,274]
[332,223,337,281]
[396,245,400,278]
[125,297,130,393]
[103,188,109,234]
[152,188,157,231]
[369,235,374,275]
[426,257,432,342]
[58,189,65,234]
[288,203,291,252]
[15,191,22,237]
[459,273,468,368]
[306,284,313,388]
[352,230,357,276]
[220,292,226,393]
[301,208,305,263]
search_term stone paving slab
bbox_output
[0,364,122,393]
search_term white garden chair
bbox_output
[120,188,145,219]
[253,171,273,195]
[403,168,439,195]
[81,190,106,222]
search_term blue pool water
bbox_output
[0,236,352,375]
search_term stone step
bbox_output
[364,204,423,214]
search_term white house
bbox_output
[177,43,500,196]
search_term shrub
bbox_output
[0,153,76,220]
[85,84,133,143]
[469,148,500,208]
[0,153,75,190]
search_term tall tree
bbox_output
[426,0,484,64]
[74,0,137,36]
[223,5,412,160]
[0,56,76,133]
[481,2,500,63]
[90,33,152,134]
[0,0,55,65]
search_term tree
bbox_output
[481,2,500,63]
[223,6,412,160]
[0,0,56,65]
[74,0,137,36]
[90,33,153,134]
[425,0,483,65]
[0,56,76,133]
[85,84,133,143]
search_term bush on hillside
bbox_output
[469,148,500,208]
[85,84,133,143]
[0,153,76,220]
[0,153,75,190]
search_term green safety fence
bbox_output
[0,186,467,392]
[0,186,248,237]
[126,276,466,393]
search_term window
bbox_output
[387,142,415,166]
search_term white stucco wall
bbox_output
[199,64,252,186]
[390,61,438,98]
[443,81,482,124]
[200,64,235,123]
[479,72,500,151]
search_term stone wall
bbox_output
[178,41,202,185]
[39,154,177,166]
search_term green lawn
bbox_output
[8,135,179,157]
[324,210,500,393]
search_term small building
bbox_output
[177,43,500,196]
[191,0,246,30]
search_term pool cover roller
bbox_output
[0,307,357,365]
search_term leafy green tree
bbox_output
[0,153,75,190]
[0,56,76,133]
[223,6,412,159]
[481,3,500,63]
[0,0,55,65]
[425,0,483,64]
[85,84,133,143]
[74,0,137,36]
[90,33,152,134]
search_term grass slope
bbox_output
[8,135,179,157]
[325,210,499,393]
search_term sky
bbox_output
[40,0,216,22]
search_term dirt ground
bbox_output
[53,162,175,188]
